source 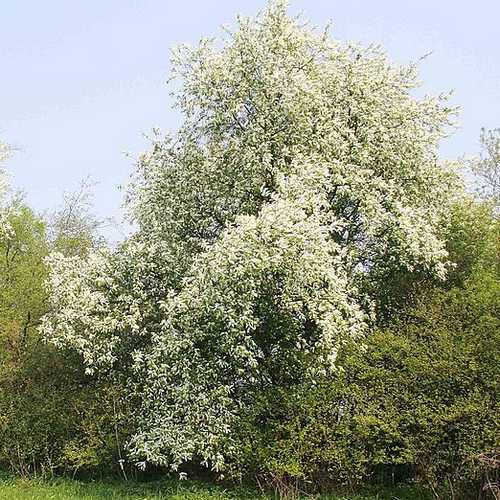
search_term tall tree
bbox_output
[42,1,462,470]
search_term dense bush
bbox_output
[228,264,498,498]
[0,345,129,477]
[226,200,498,497]
[0,200,129,477]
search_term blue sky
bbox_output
[1,1,499,240]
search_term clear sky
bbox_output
[1,1,499,240]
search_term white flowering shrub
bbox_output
[42,1,462,471]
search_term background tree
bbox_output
[48,176,108,257]
[0,141,12,236]
[472,128,500,209]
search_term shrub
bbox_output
[0,202,129,477]
[229,265,499,498]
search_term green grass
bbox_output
[0,474,431,499]
[0,475,255,500]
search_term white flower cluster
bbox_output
[42,1,461,470]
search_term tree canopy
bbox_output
[42,1,465,471]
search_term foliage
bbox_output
[42,0,463,471]
[0,159,126,476]
[0,344,128,477]
[0,204,48,346]
[228,251,499,498]
[444,198,498,287]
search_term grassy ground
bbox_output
[0,474,432,500]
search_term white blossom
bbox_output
[42,1,462,470]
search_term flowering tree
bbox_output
[42,1,461,471]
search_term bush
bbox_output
[229,266,499,498]
[0,346,130,477]
[0,203,130,477]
